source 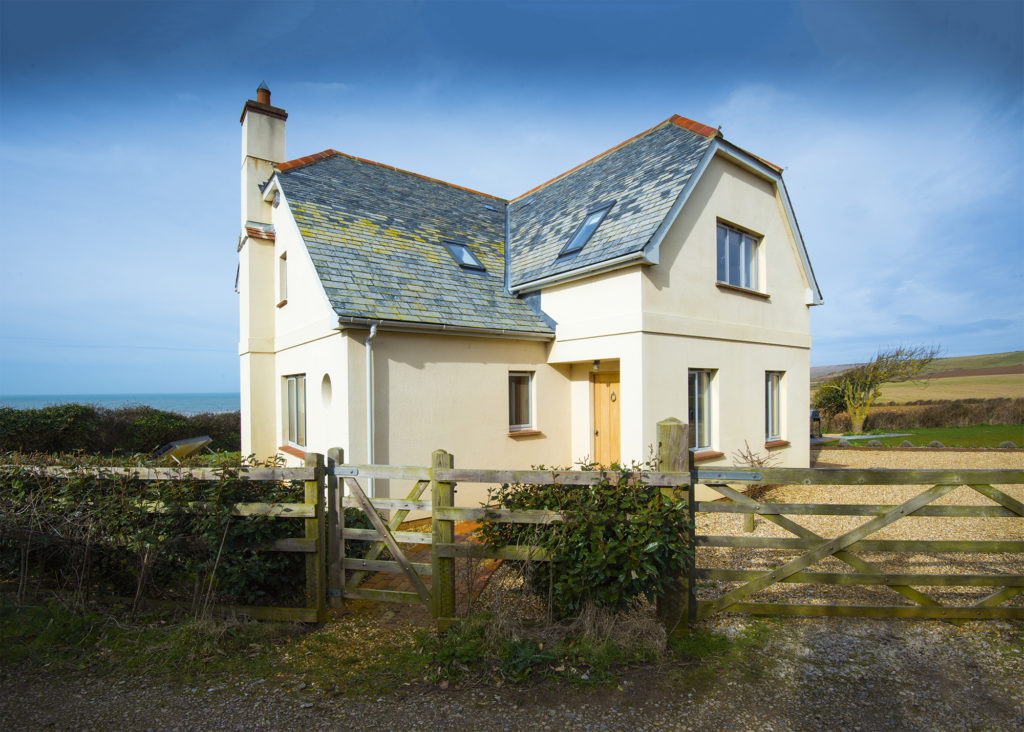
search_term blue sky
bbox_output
[1,0,1021,394]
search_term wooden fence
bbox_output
[9,418,1022,628]
[331,418,1023,629]
[7,457,329,623]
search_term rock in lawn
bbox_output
[928,441,944,448]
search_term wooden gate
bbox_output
[324,449,457,622]
[690,467,1024,621]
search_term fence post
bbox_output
[304,452,328,624]
[431,449,456,627]
[655,418,693,635]
[326,447,344,609]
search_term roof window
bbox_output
[442,240,485,271]
[559,202,614,257]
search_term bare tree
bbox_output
[814,346,940,434]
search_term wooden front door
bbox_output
[592,372,620,466]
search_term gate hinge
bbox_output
[328,467,359,477]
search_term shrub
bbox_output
[822,398,1024,433]
[0,405,241,454]
[476,464,691,618]
[0,452,303,607]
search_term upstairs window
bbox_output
[278,252,288,306]
[559,202,614,257]
[442,240,485,271]
[717,222,759,290]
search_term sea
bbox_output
[0,393,240,416]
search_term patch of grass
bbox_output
[857,424,1023,447]
[667,619,777,686]
[0,600,296,678]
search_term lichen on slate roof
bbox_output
[274,116,720,332]
[276,153,554,336]
[507,120,714,289]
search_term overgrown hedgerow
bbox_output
[0,404,240,455]
[0,452,303,607]
[820,397,1023,433]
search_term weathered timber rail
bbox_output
[331,418,1023,629]
[10,417,1021,629]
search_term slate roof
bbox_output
[507,117,717,289]
[270,115,788,332]
[275,152,554,336]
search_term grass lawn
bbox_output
[847,424,1024,447]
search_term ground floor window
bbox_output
[508,371,533,431]
[286,374,306,446]
[765,371,783,441]
[688,369,713,449]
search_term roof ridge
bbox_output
[510,114,717,203]
[276,149,507,202]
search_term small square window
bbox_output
[442,240,485,271]
[559,202,614,257]
[508,371,533,431]
[716,222,759,290]
[688,369,713,450]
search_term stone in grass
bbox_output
[998,441,1017,449]
[927,440,944,448]
[837,439,853,447]
[865,440,883,447]
[900,440,915,447]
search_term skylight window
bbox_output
[559,202,614,257]
[442,240,485,271]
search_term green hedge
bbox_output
[0,453,302,606]
[0,404,240,454]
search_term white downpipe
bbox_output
[365,323,379,497]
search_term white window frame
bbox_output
[716,222,760,290]
[688,369,714,450]
[765,371,783,442]
[508,371,534,432]
[285,374,306,447]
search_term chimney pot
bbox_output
[256,81,271,105]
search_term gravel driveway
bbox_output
[2,615,1021,731]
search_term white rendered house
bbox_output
[236,84,822,505]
